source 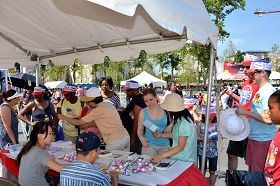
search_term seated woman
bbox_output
[58,87,130,151]
[137,88,171,155]
[0,90,22,148]
[16,121,67,186]
[152,93,197,163]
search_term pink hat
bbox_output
[63,85,77,95]
[32,86,45,96]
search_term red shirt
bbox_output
[239,79,259,111]
[265,130,280,186]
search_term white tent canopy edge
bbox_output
[0,0,218,68]
[120,71,167,87]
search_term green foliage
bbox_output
[71,59,83,83]
[153,53,169,80]
[203,0,246,41]
[103,56,111,77]
[269,43,280,72]
[234,50,244,63]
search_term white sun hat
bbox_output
[219,108,250,141]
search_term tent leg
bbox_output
[4,70,8,91]
[201,45,216,174]
[35,62,40,86]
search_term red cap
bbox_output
[241,60,251,67]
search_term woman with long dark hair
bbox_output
[16,121,66,186]
[0,90,22,148]
[152,93,197,163]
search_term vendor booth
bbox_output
[0,0,218,175]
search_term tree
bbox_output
[153,53,169,80]
[223,40,237,61]
[71,59,83,83]
[91,64,103,84]
[234,50,244,63]
[103,56,111,77]
[165,52,181,80]
[269,43,280,72]
[203,0,246,41]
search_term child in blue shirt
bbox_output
[197,114,218,186]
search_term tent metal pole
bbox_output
[4,70,8,91]
[35,59,40,86]
[201,45,216,173]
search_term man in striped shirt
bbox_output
[60,132,118,186]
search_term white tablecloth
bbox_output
[3,141,192,186]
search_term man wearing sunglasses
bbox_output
[237,59,276,172]
[121,80,146,154]
[225,57,259,171]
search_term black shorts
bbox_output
[198,156,218,171]
[226,138,248,158]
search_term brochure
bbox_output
[142,120,159,132]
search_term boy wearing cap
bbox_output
[224,58,259,170]
[60,132,118,186]
[237,59,277,172]
[58,87,130,151]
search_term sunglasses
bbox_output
[253,70,262,76]
[125,89,133,92]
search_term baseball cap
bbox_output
[76,132,101,153]
[124,80,140,90]
[241,55,259,67]
[79,87,101,102]
[32,86,45,96]
[247,59,272,73]
[63,84,78,95]
[6,91,23,101]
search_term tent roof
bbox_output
[121,71,167,87]
[44,81,67,89]
[0,0,218,68]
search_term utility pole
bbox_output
[254,10,280,16]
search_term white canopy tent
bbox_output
[121,71,167,87]
[44,81,67,89]
[0,0,218,68]
[0,0,218,173]
[270,71,280,80]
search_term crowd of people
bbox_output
[0,57,280,186]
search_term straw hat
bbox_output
[80,87,101,102]
[219,108,250,141]
[160,93,185,112]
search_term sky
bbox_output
[217,0,280,57]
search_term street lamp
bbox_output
[254,9,280,16]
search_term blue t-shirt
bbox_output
[143,108,169,147]
[171,117,197,163]
[249,83,277,141]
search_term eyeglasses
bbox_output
[253,70,262,76]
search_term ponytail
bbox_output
[16,121,50,165]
